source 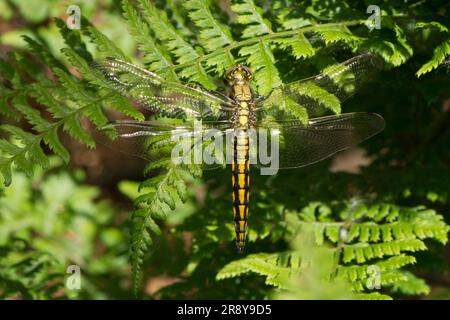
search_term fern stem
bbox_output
[3,96,105,165]
[161,20,365,74]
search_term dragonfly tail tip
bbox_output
[236,244,246,254]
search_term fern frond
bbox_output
[82,22,128,61]
[338,204,450,244]
[223,202,448,297]
[21,36,67,71]
[355,292,392,300]
[184,0,233,50]
[0,87,19,120]
[12,95,51,132]
[43,127,70,163]
[137,0,215,89]
[0,125,47,183]
[137,0,197,64]
[390,271,430,295]
[338,254,416,283]
[122,0,177,80]
[274,34,315,60]
[130,207,161,294]
[231,0,273,38]
[151,19,363,81]
[184,0,235,73]
[415,22,448,33]
[317,25,361,45]
[342,239,426,264]
[29,82,69,119]
[416,37,450,77]
[0,42,113,185]
[61,49,144,122]
[280,16,312,31]
[239,41,282,95]
[216,252,301,288]
[130,163,196,293]
[54,18,92,62]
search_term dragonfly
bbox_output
[92,53,385,252]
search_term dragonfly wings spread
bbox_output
[92,57,234,119]
[95,114,384,170]
[91,56,385,171]
[257,113,385,169]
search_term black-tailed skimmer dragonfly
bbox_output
[92,53,385,252]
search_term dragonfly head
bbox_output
[226,64,253,83]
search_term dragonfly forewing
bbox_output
[260,53,384,120]
[92,57,235,120]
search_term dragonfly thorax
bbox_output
[236,104,250,127]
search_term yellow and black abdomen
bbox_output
[232,129,250,252]
[229,80,253,252]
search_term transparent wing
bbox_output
[92,57,235,119]
[260,53,383,119]
[255,112,385,169]
[95,120,234,170]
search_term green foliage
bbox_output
[122,1,177,79]
[417,39,450,77]
[415,21,450,77]
[130,160,201,293]
[0,158,130,298]
[184,0,235,73]
[0,240,64,299]
[271,230,362,300]
[0,0,449,299]
[215,203,448,298]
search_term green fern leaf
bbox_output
[63,114,95,148]
[355,292,392,300]
[232,0,273,38]
[122,0,177,80]
[390,271,430,295]
[317,26,361,45]
[12,95,51,132]
[239,41,281,96]
[184,0,235,72]
[83,24,128,61]
[43,127,70,163]
[415,22,448,33]
[22,36,67,71]
[129,164,194,292]
[343,239,427,263]
[29,83,69,119]
[416,38,450,77]
[137,0,216,89]
[130,207,162,293]
[55,18,93,62]
[184,0,233,51]
[216,258,252,280]
[275,34,315,59]
[0,160,12,186]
